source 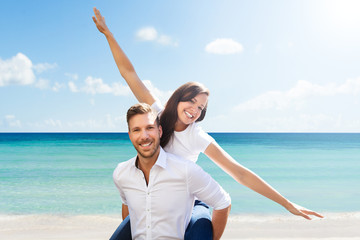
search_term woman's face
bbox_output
[176,93,208,130]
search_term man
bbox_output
[113,103,231,240]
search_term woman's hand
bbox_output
[92,7,110,35]
[284,201,324,220]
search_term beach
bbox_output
[1,133,360,239]
[1,212,359,239]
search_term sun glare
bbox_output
[324,0,360,28]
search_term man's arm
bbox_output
[187,161,231,239]
[113,163,130,221]
[122,204,129,220]
[212,205,231,240]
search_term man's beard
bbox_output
[134,140,160,159]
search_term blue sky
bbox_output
[1,0,360,132]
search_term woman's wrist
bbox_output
[103,29,113,38]
[282,199,293,210]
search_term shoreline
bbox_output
[1,212,359,239]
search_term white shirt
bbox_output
[152,101,214,162]
[113,148,231,240]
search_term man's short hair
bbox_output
[126,103,160,127]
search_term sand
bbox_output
[1,212,359,239]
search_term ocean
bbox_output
[1,133,359,215]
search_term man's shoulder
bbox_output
[165,150,209,178]
[164,150,198,169]
[113,156,136,177]
[165,151,187,163]
[115,156,136,168]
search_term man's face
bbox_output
[128,113,162,159]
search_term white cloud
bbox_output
[136,27,158,41]
[4,115,22,128]
[157,35,178,47]
[69,77,170,103]
[82,76,113,94]
[143,80,173,103]
[35,78,50,90]
[68,81,78,92]
[0,53,58,90]
[105,114,116,128]
[65,119,103,129]
[33,62,57,73]
[136,27,178,47]
[81,76,131,95]
[249,114,336,132]
[44,118,63,127]
[111,82,132,96]
[204,109,360,132]
[205,38,243,55]
[52,82,64,92]
[65,73,79,81]
[70,76,131,96]
[23,114,128,132]
[0,53,35,86]
[235,78,360,111]
[67,115,125,131]
[63,115,126,131]
[206,77,360,132]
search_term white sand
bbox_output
[222,212,360,239]
[1,212,359,239]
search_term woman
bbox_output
[92,7,323,240]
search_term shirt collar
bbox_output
[155,147,167,169]
[132,147,167,170]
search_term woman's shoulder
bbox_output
[177,122,213,144]
[185,122,208,135]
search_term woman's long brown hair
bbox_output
[160,82,209,148]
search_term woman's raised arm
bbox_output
[204,141,324,220]
[92,7,156,105]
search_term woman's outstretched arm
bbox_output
[92,7,156,105]
[204,142,324,220]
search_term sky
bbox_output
[1,0,360,132]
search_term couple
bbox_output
[92,7,323,240]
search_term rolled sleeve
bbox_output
[151,100,164,116]
[186,161,231,210]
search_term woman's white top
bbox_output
[152,101,214,163]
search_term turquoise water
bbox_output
[1,133,359,215]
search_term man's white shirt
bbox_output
[113,147,231,240]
